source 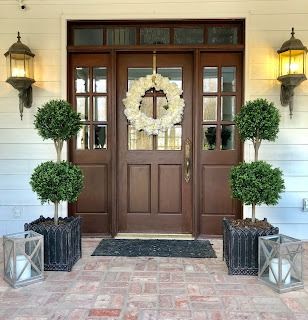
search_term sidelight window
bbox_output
[75,66,108,150]
[202,66,237,151]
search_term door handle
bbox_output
[184,138,192,183]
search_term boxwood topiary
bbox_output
[230,98,284,223]
[30,99,83,225]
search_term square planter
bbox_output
[259,234,304,293]
[24,216,81,271]
[3,231,44,288]
[223,218,279,275]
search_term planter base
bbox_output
[223,218,279,276]
[25,216,81,271]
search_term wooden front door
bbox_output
[117,53,193,234]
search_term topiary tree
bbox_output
[234,98,280,161]
[230,99,285,223]
[30,99,83,225]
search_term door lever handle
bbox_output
[184,138,192,183]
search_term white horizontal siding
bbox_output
[0,160,45,174]
[0,0,307,238]
[273,224,308,240]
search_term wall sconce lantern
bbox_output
[4,32,35,120]
[277,28,307,118]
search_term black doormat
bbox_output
[91,239,216,258]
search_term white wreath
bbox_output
[123,73,185,135]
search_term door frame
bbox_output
[67,20,245,237]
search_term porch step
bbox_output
[115,233,194,240]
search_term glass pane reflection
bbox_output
[203,97,217,121]
[157,125,182,150]
[128,126,153,150]
[94,125,107,149]
[128,68,152,89]
[221,96,235,121]
[174,27,204,45]
[221,125,235,150]
[76,96,89,121]
[222,67,236,92]
[93,67,107,93]
[157,97,168,119]
[76,125,90,150]
[203,67,218,92]
[208,27,238,45]
[140,97,153,117]
[74,28,103,46]
[203,125,216,150]
[140,28,170,45]
[157,68,182,90]
[107,28,136,45]
[94,96,107,121]
[75,67,89,93]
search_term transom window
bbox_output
[68,21,244,47]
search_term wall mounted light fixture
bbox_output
[4,32,35,120]
[277,28,307,118]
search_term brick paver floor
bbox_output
[0,238,307,320]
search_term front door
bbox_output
[117,53,193,234]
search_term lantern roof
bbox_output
[277,28,307,54]
[4,32,35,57]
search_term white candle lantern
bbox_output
[3,231,44,288]
[259,234,304,293]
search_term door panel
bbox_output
[128,165,151,213]
[200,52,242,235]
[117,53,193,234]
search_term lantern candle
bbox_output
[269,258,291,284]
[11,255,31,281]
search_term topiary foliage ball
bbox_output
[30,161,84,204]
[235,98,280,142]
[34,99,81,141]
[230,161,285,206]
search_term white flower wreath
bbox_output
[123,73,185,135]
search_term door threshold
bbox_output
[115,233,194,240]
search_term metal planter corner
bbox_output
[24,216,81,271]
[223,218,279,276]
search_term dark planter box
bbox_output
[223,218,279,276]
[24,216,81,271]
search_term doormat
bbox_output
[91,239,216,258]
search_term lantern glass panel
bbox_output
[279,50,306,77]
[9,53,34,79]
